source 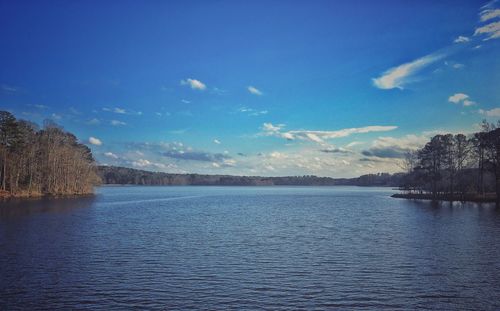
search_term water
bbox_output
[1,186,500,310]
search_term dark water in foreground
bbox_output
[1,186,500,310]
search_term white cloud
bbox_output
[448,93,477,106]
[51,113,62,120]
[111,120,126,126]
[480,9,500,22]
[104,152,118,159]
[479,107,500,117]
[452,63,465,69]
[372,53,445,89]
[454,36,470,43]
[180,78,206,90]
[448,93,469,103]
[89,137,102,146]
[261,123,398,143]
[114,107,126,114]
[213,139,221,144]
[247,86,263,96]
[474,21,500,40]
[181,99,191,104]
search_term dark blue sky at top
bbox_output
[0,0,498,176]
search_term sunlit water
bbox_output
[1,186,500,310]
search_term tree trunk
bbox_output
[2,150,6,191]
[497,147,500,208]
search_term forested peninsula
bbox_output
[395,121,499,205]
[0,111,99,198]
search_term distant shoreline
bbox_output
[391,193,497,203]
[97,165,403,187]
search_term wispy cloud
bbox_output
[481,0,499,10]
[111,120,126,126]
[475,2,500,40]
[448,93,476,106]
[88,137,103,146]
[247,86,263,96]
[372,53,445,89]
[180,78,206,90]
[104,152,118,159]
[474,21,500,40]
[168,128,189,134]
[86,118,100,125]
[261,123,398,143]
[0,84,18,93]
[238,107,268,116]
[211,87,228,95]
[29,104,49,109]
[213,139,221,145]
[453,35,470,43]
[51,113,62,120]
[163,150,230,162]
[480,8,500,22]
[102,107,141,115]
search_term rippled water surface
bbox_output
[1,186,500,310]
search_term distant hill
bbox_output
[97,165,404,187]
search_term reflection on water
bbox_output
[0,195,96,218]
[1,186,500,310]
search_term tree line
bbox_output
[399,120,500,205]
[98,165,404,187]
[0,111,100,197]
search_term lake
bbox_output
[1,186,500,310]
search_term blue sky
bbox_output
[1,0,499,177]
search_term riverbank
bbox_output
[392,193,497,203]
